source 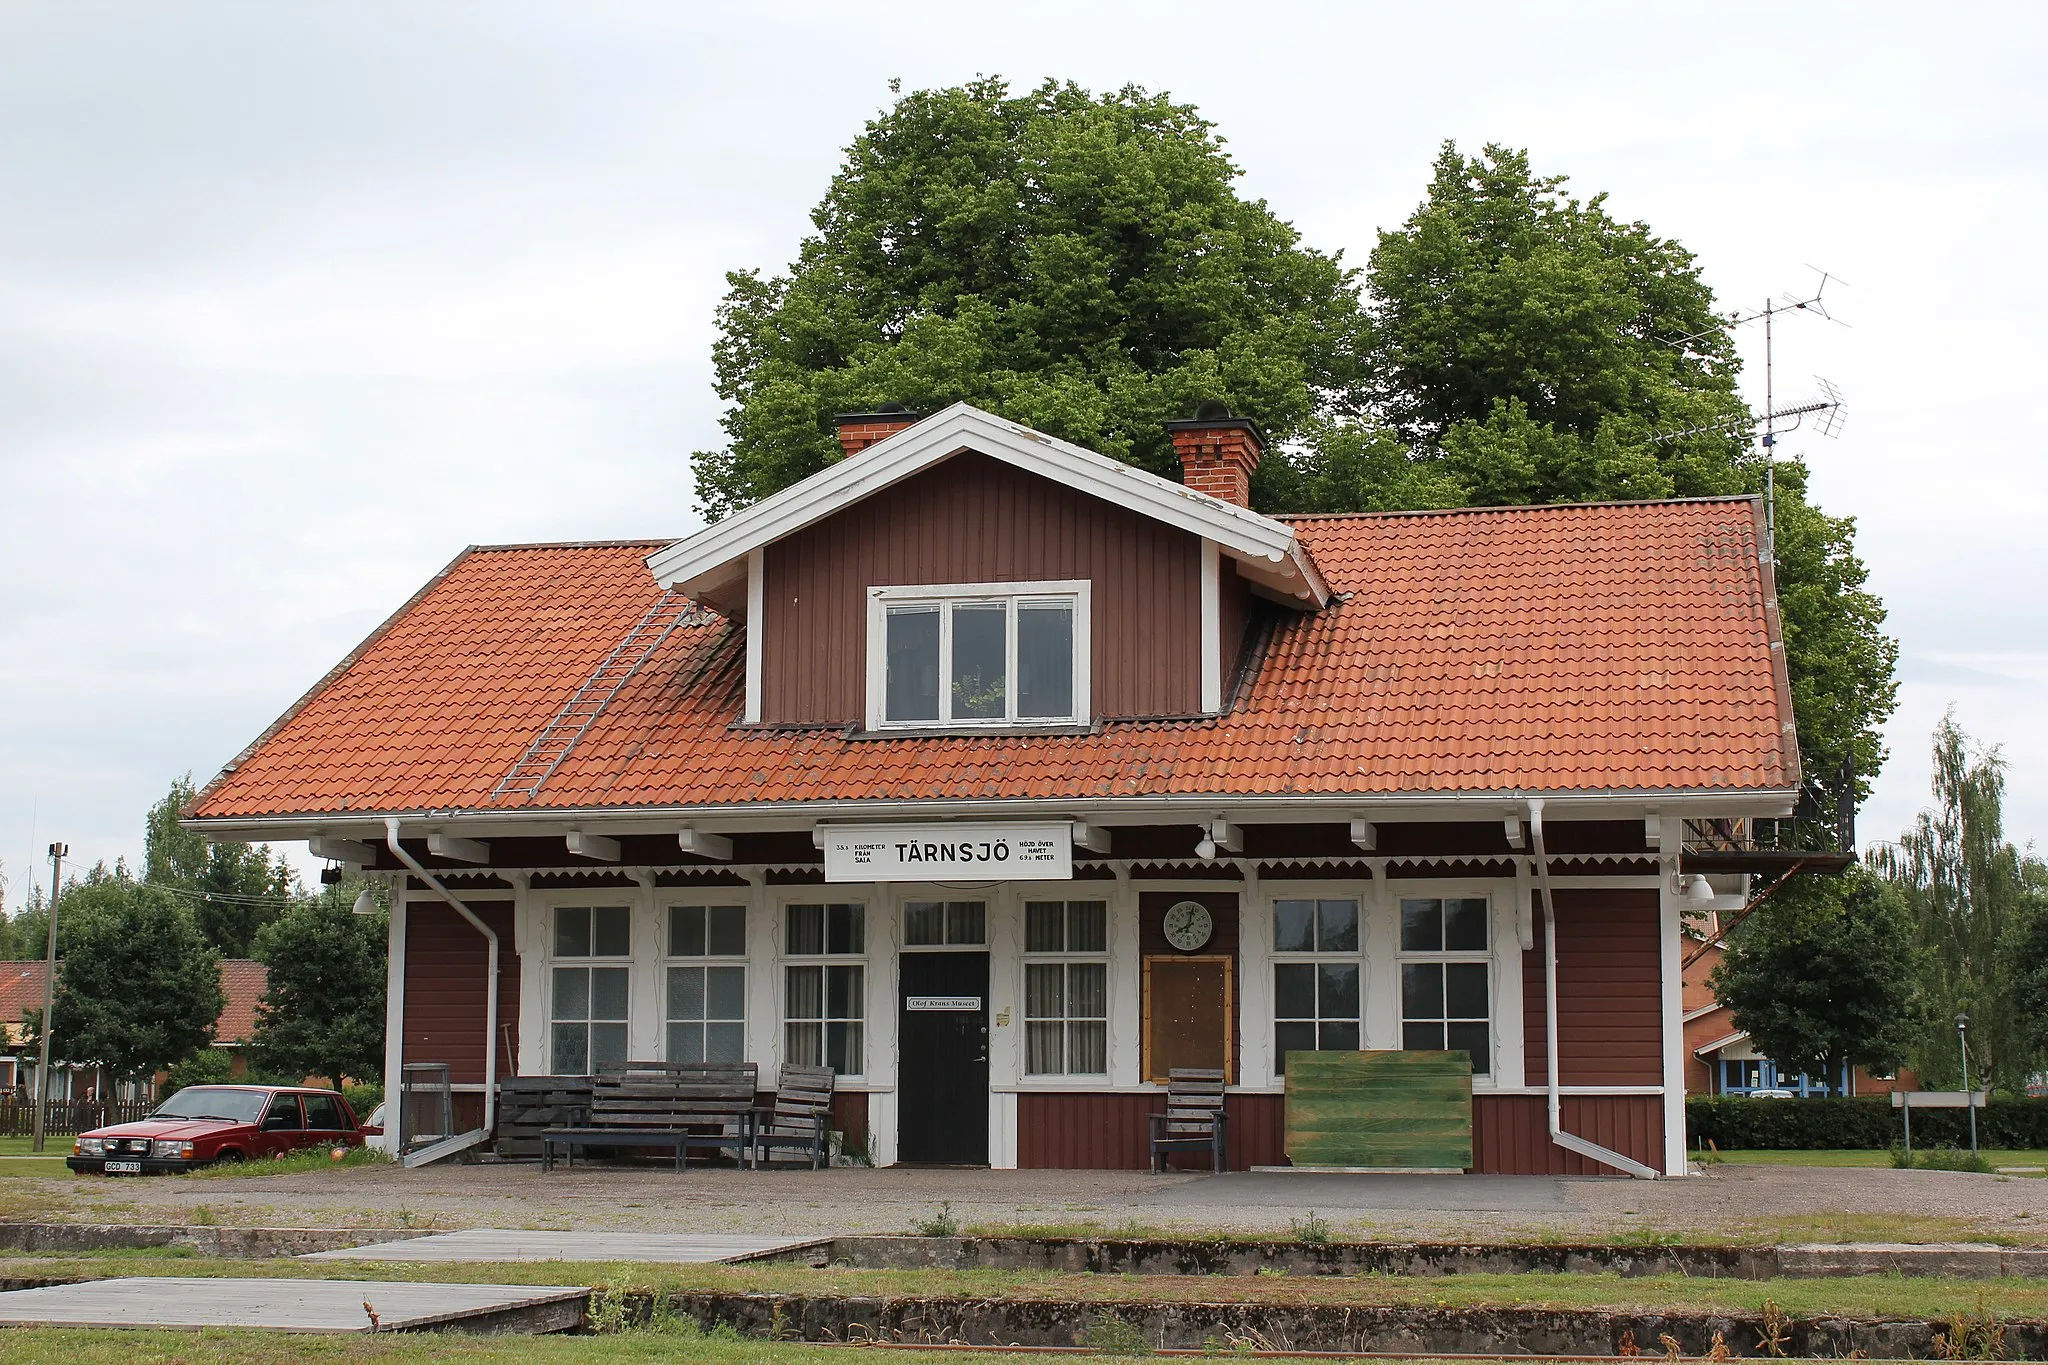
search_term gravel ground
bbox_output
[8,1162,2047,1244]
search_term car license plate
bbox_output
[103,1160,142,1174]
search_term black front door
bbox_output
[897,952,990,1164]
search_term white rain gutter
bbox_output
[384,817,497,1157]
[1528,799,1660,1180]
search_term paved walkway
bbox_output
[308,1228,827,1264]
[0,1277,588,1332]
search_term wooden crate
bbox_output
[1283,1050,1472,1169]
[494,1077,593,1157]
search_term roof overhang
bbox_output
[646,402,1330,612]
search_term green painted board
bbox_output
[1283,1050,1473,1169]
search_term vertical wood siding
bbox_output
[1520,887,1663,1086]
[403,900,520,1087]
[1016,1092,1282,1169]
[760,452,1203,723]
[1472,1093,1664,1175]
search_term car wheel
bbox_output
[213,1149,245,1167]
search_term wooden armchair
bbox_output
[1147,1067,1229,1172]
[752,1063,837,1169]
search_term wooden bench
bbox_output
[540,1061,758,1172]
[1148,1067,1229,1172]
[494,1076,593,1158]
[751,1063,836,1169]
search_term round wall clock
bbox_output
[1162,899,1214,952]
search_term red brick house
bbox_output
[185,402,1812,1176]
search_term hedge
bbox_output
[1686,1095,2048,1150]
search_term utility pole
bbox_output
[31,842,65,1153]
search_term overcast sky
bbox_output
[3,2,2043,901]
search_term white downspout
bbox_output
[1529,799,1659,1179]
[385,818,498,1136]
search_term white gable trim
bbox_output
[648,402,1328,607]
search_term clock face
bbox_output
[1162,900,1214,952]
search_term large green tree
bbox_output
[693,77,1371,518]
[1871,712,2044,1090]
[250,886,387,1091]
[1708,868,1923,1085]
[51,877,223,1080]
[146,774,298,957]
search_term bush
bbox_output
[343,1082,382,1118]
[163,1049,235,1095]
[1688,1095,2048,1150]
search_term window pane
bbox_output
[668,965,705,1021]
[828,904,865,955]
[947,901,986,945]
[552,967,590,1021]
[667,1021,703,1063]
[826,964,864,1019]
[786,905,824,956]
[1402,962,1444,1020]
[1317,963,1360,1018]
[1275,1021,1316,1072]
[590,1022,629,1067]
[1025,902,1064,953]
[705,1022,745,1063]
[1319,1021,1360,1052]
[1273,900,1315,953]
[1068,963,1106,1018]
[1317,900,1359,953]
[1445,963,1489,1020]
[552,1023,588,1074]
[705,966,745,1020]
[886,606,940,723]
[1275,963,1316,1020]
[785,1021,822,1067]
[1447,1021,1491,1074]
[706,906,746,956]
[1400,899,1442,952]
[1026,1021,1064,1075]
[1069,1021,1107,1073]
[904,901,943,946]
[1068,902,1107,953]
[1025,964,1064,1019]
[826,1021,863,1074]
[1017,603,1074,719]
[554,907,591,958]
[785,965,822,1020]
[1445,898,1489,952]
[1402,1021,1446,1052]
[592,907,631,957]
[590,968,630,1021]
[950,602,1008,719]
[669,905,706,957]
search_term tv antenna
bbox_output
[1656,269,1848,559]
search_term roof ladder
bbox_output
[489,587,700,802]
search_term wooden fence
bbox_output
[0,1100,154,1138]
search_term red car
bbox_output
[68,1084,367,1174]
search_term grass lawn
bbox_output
[1709,1148,2048,1170]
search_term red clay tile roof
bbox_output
[189,497,1795,819]
[0,960,266,1045]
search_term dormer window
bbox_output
[867,581,1090,729]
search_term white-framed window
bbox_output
[1271,897,1361,1074]
[903,899,987,947]
[784,902,865,1076]
[666,904,746,1063]
[550,905,631,1074]
[1022,899,1109,1076]
[1398,895,1492,1075]
[866,581,1090,729]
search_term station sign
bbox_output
[821,822,1073,882]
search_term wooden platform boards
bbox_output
[307,1228,828,1265]
[0,1277,589,1333]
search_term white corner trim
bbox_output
[1200,540,1221,714]
[379,883,407,1158]
[645,403,1325,605]
[743,547,764,724]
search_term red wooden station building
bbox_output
[186,403,1805,1176]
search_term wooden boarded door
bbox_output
[1143,956,1233,1082]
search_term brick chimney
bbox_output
[1166,402,1264,507]
[833,406,922,459]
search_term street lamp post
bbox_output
[1956,1013,1978,1158]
